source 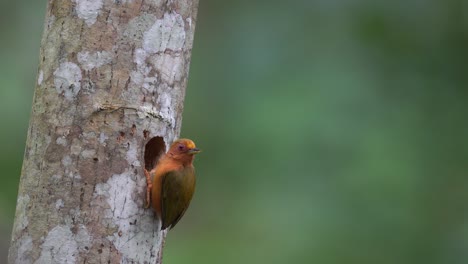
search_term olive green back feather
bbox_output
[161,167,196,230]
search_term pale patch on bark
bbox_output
[130,62,158,91]
[94,172,158,263]
[61,155,72,167]
[99,132,108,146]
[77,51,113,70]
[145,0,165,7]
[74,0,103,26]
[56,137,68,146]
[130,13,186,94]
[134,48,148,66]
[34,225,90,264]
[80,149,97,159]
[16,235,33,264]
[38,70,44,85]
[61,155,81,180]
[126,13,189,134]
[156,90,176,127]
[51,174,62,182]
[70,173,81,180]
[14,195,30,234]
[53,62,82,100]
[150,53,184,85]
[64,208,83,226]
[143,13,186,53]
[47,15,56,29]
[126,139,141,167]
[55,199,64,209]
[70,138,82,156]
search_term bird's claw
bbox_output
[144,169,152,209]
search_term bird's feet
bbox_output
[144,169,152,209]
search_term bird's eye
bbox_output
[178,145,185,151]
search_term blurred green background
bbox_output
[2,0,468,263]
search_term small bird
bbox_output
[144,138,200,230]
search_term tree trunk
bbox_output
[8,0,199,263]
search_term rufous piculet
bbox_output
[144,138,200,230]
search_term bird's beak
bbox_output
[188,148,201,154]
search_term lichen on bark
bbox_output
[9,0,199,263]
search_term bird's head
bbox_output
[168,138,201,164]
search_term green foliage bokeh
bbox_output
[1,0,468,263]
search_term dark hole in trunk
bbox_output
[144,136,166,171]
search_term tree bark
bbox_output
[8,0,199,263]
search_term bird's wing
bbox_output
[160,169,195,230]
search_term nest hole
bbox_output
[144,136,166,171]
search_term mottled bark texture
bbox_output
[8,0,198,263]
